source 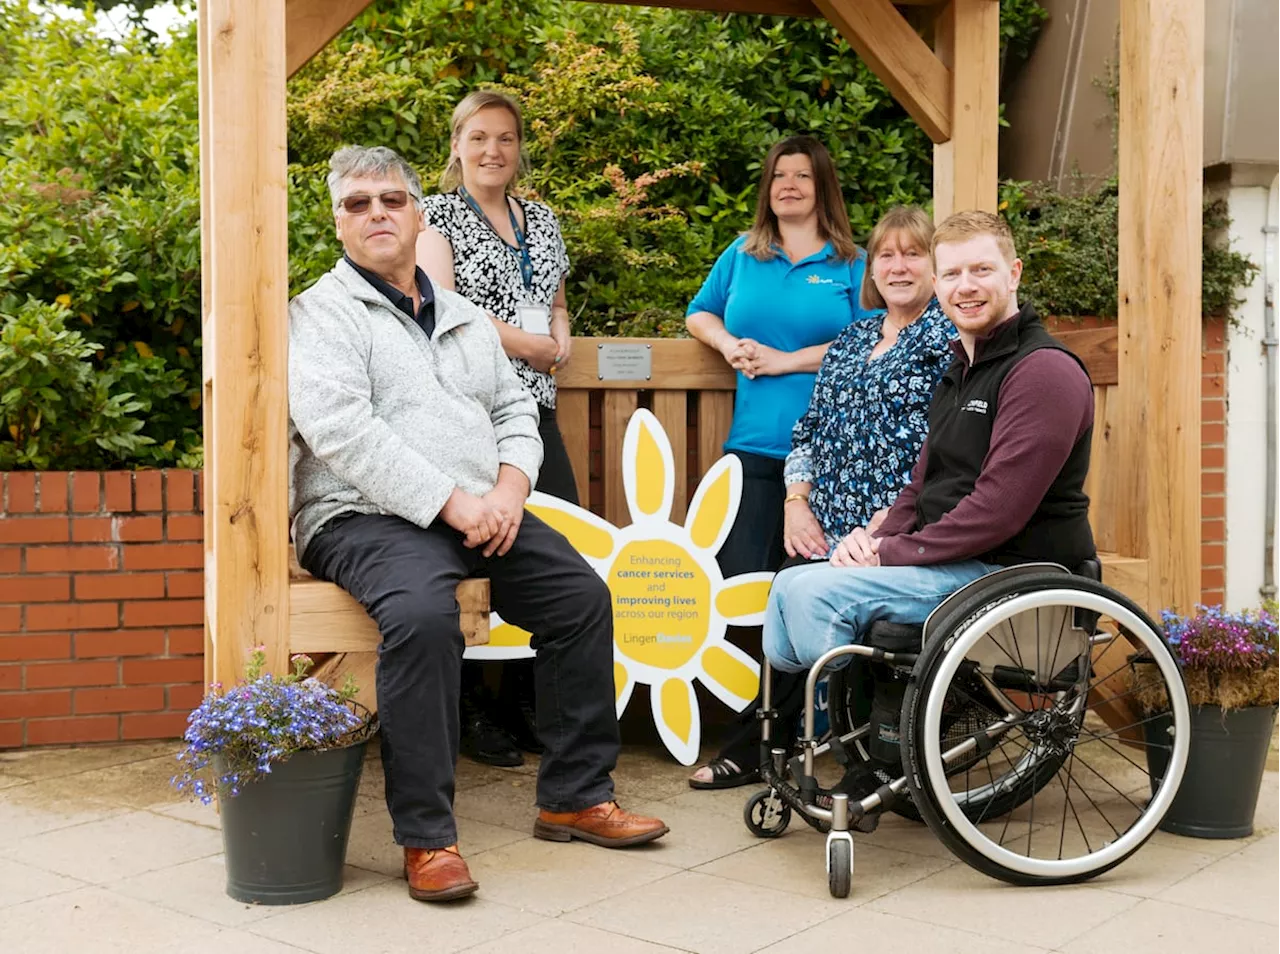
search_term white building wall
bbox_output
[1224,170,1280,610]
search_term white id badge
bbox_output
[515,303,551,336]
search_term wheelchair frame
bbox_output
[741,564,1193,898]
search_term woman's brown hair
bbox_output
[860,206,934,310]
[742,136,856,263]
[440,90,527,193]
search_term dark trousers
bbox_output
[463,410,580,706]
[714,451,808,768]
[301,510,618,849]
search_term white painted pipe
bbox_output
[1261,174,1278,602]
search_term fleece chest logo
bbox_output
[805,274,838,286]
[962,398,989,415]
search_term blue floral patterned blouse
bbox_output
[784,298,957,550]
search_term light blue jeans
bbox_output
[763,560,1001,672]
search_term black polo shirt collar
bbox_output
[343,254,435,338]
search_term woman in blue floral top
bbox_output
[782,208,956,560]
[689,206,955,790]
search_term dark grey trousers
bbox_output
[301,511,619,849]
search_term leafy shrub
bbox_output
[1003,177,1259,318]
[0,0,202,469]
[0,298,152,469]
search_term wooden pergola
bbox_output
[198,0,1204,686]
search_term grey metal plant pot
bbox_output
[216,742,366,904]
[1145,704,1277,839]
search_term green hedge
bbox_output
[0,0,1257,470]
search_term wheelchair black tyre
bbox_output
[827,838,852,898]
[902,573,1191,886]
[743,789,792,838]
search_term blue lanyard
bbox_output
[458,186,534,292]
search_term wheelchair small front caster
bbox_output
[826,832,853,898]
[743,789,791,838]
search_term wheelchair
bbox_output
[741,562,1192,898]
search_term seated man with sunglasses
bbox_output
[288,145,668,904]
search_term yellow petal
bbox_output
[659,678,693,745]
[701,645,759,702]
[613,661,630,704]
[488,622,532,648]
[54,293,71,307]
[133,341,154,358]
[634,420,667,516]
[687,461,735,551]
[527,503,615,560]
[715,575,772,621]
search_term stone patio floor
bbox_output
[1,737,1276,954]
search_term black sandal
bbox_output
[688,756,760,790]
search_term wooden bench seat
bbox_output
[288,556,490,711]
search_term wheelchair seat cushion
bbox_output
[866,620,924,652]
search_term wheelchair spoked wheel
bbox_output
[902,573,1191,886]
[827,665,1058,824]
[743,788,792,838]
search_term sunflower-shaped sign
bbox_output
[464,409,774,764]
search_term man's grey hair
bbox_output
[327,146,424,211]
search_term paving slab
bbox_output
[2,886,314,954]
[867,863,1141,949]
[345,807,529,878]
[460,918,686,953]
[247,878,543,954]
[564,869,838,954]
[693,828,953,903]
[1061,897,1278,954]
[0,856,86,910]
[463,836,678,917]
[110,854,389,928]
[754,906,1056,953]
[1155,833,1280,925]
[3,809,222,884]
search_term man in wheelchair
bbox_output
[764,209,1095,677]
[762,210,1096,816]
[751,212,1191,893]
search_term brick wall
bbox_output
[1201,317,1227,606]
[0,471,203,749]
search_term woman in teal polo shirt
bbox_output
[686,135,875,788]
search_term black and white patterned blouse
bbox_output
[422,191,571,409]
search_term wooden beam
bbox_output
[286,0,371,77]
[931,0,999,217]
[200,0,291,686]
[1117,0,1203,613]
[812,0,951,143]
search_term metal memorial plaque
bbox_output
[597,342,652,381]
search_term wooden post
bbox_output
[931,0,999,220]
[199,0,291,685]
[1116,0,1204,614]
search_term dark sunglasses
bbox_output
[338,190,418,215]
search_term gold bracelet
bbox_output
[784,493,809,505]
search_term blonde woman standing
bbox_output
[418,91,576,768]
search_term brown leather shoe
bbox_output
[534,801,669,848]
[403,845,478,902]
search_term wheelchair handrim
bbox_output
[920,587,1192,880]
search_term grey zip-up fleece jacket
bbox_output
[288,258,542,560]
